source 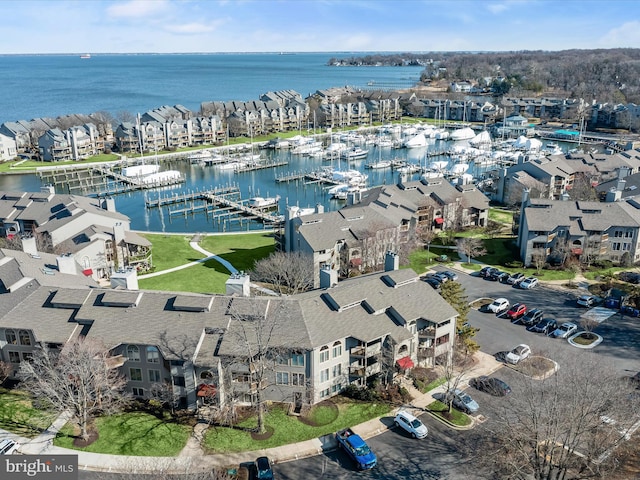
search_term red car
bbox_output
[506,303,527,320]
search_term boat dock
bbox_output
[275,170,343,186]
[38,164,185,196]
[234,160,288,173]
[145,186,283,226]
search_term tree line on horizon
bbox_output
[328,49,640,105]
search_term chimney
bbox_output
[397,172,408,188]
[110,268,139,290]
[226,272,250,297]
[346,190,362,206]
[319,265,338,289]
[385,251,399,272]
[56,253,78,275]
[22,236,38,256]
[102,197,116,212]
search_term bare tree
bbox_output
[483,219,504,239]
[457,237,487,264]
[222,298,303,435]
[18,338,130,441]
[531,248,547,273]
[0,360,12,385]
[568,172,599,202]
[149,381,180,416]
[578,316,600,340]
[477,352,637,480]
[251,251,314,295]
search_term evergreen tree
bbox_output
[439,281,479,353]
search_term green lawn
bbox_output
[0,389,57,438]
[138,233,275,294]
[203,400,390,453]
[54,412,191,456]
[0,154,119,173]
[488,208,515,225]
[406,246,459,274]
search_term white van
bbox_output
[0,438,19,455]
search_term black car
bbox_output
[618,271,640,284]
[433,272,450,283]
[424,275,442,289]
[527,318,558,335]
[441,270,459,281]
[480,266,499,278]
[255,456,274,480]
[469,376,512,396]
[520,308,544,326]
[487,269,505,281]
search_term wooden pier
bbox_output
[146,186,283,226]
[275,170,343,186]
[234,160,288,173]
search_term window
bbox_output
[614,230,623,238]
[276,372,289,385]
[320,368,329,382]
[200,371,213,380]
[624,243,631,251]
[276,355,289,365]
[232,374,249,383]
[331,383,342,393]
[149,369,161,383]
[625,231,633,238]
[291,353,304,367]
[18,330,31,346]
[292,373,305,386]
[22,352,33,362]
[132,387,144,397]
[130,368,142,381]
[5,330,17,345]
[127,345,140,362]
[173,376,186,387]
[320,388,330,398]
[8,351,20,363]
[435,334,450,346]
[332,342,342,358]
[612,242,621,251]
[146,346,159,363]
[332,364,342,378]
[320,346,329,363]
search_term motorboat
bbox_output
[341,147,369,160]
[218,161,246,171]
[397,163,421,174]
[450,127,475,141]
[248,196,280,209]
[403,133,428,148]
[365,160,391,169]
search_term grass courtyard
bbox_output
[138,232,275,294]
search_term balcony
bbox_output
[349,366,365,377]
[418,327,436,340]
[350,346,366,357]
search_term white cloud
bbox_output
[106,0,169,19]
[165,21,224,34]
[487,3,509,14]
[600,21,640,47]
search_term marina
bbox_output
[14,124,606,234]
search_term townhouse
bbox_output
[0,261,457,411]
[0,188,151,280]
[518,194,640,266]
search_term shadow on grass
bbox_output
[0,390,55,438]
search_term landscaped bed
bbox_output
[427,400,473,427]
[202,399,390,453]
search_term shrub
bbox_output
[342,384,379,402]
[505,260,524,268]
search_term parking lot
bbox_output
[431,266,640,375]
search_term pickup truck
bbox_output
[335,428,377,470]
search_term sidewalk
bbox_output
[0,352,503,474]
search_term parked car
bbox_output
[441,270,458,281]
[255,456,274,480]
[469,376,512,396]
[448,388,479,414]
[433,272,450,284]
[505,344,531,364]
[488,269,506,281]
[487,298,510,314]
[506,303,527,321]
[0,438,19,455]
[551,322,578,339]
[394,410,428,439]
[521,308,544,326]
[618,271,640,284]
[527,318,558,335]
[519,277,539,289]
[480,266,499,278]
[424,276,441,289]
[577,295,598,308]
[507,272,525,285]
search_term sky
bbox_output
[2,0,640,54]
